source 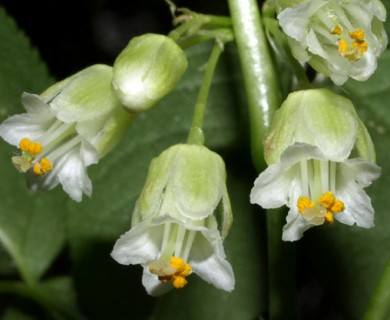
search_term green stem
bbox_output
[267,209,296,320]
[187,42,223,145]
[363,256,390,320]
[227,0,281,172]
[168,13,232,43]
[227,1,295,319]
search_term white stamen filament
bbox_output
[300,160,309,197]
[41,135,81,163]
[182,231,196,261]
[161,222,171,253]
[320,160,329,193]
[330,161,337,193]
[313,160,322,199]
[39,122,75,149]
[174,225,186,257]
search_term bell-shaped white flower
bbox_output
[111,144,234,296]
[0,65,133,202]
[277,0,388,85]
[250,89,380,241]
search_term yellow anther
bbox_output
[33,158,52,176]
[349,29,365,41]
[318,192,336,209]
[298,192,345,225]
[150,256,192,289]
[18,137,42,155]
[297,196,315,214]
[338,38,348,54]
[331,25,343,35]
[19,137,32,151]
[172,276,188,289]
[170,256,186,273]
[324,211,334,223]
[331,199,345,214]
[338,29,368,61]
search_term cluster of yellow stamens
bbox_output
[12,137,52,175]
[33,158,52,176]
[331,25,368,61]
[297,192,345,225]
[149,256,192,289]
[19,137,42,155]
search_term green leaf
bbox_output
[0,277,84,320]
[0,6,64,284]
[2,308,36,320]
[0,6,52,122]
[294,50,390,319]
[65,42,259,319]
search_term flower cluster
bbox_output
[0,34,187,202]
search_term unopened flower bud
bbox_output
[112,34,188,112]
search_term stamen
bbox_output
[297,196,315,214]
[337,28,368,61]
[338,38,348,54]
[19,137,42,155]
[298,192,345,226]
[331,25,342,35]
[149,256,192,289]
[349,29,365,41]
[318,192,335,209]
[33,158,52,176]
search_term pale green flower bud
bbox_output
[112,34,188,113]
[0,64,133,201]
[264,88,375,164]
[277,0,387,85]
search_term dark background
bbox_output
[0,0,230,79]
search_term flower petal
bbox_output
[0,95,55,146]
[55,147,92,202]
[49,65,119,123]
[342,159,381,188]
[141,267,173,296]
[336,160,379,228]
[278,0,326,43]
[282,206,313,242]
[189,229,235,292]
[250,162,293,208]
[174,145,223,220]
[111,222,163,265]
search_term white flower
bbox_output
[250,143,380,241]
[111,144,234,296]
[0,65,133,202]
[278,0,388,85]
[250,89,380,241]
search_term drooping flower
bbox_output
[277,0,388,85]
[250,89,380,241]
[111,144,235,296]
[0,65,133,202]
[112,33,188,113]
